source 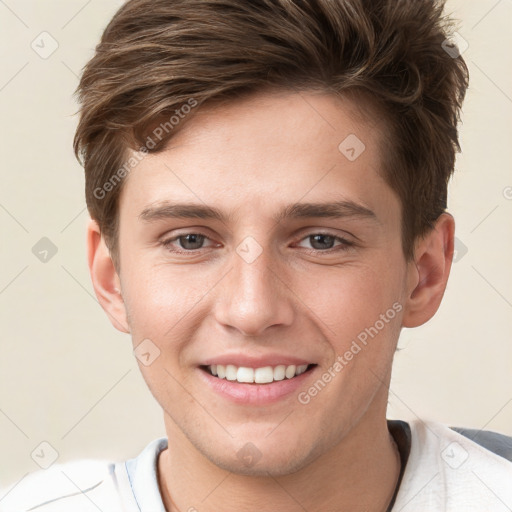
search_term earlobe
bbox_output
[401,213,455,328]
[87,219,130,333]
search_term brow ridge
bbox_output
[139,200,377,224]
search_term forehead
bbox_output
[162,89,383,164]
[119,89,398,224]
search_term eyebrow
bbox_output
[139,200,377,225]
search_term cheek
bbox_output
[294,261,405,376]
[121,260,208,335]
[301,260,403,327]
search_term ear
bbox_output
[87,219,130,333]
[402,213,455,328]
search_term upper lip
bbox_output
[200,354,314,368]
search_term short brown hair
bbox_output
[74,0,469,267]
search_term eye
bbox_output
[159,231,354,255]
[296,233,354,252]
[161,232,215,253]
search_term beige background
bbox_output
[0,0,511,490]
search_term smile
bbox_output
[200,364,315,384]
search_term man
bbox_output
[1,0,511,510]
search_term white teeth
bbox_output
[296,364,308,375]
[254,366,274,384]
[273,365,286,381]
[207,363,311,383]
[285,365,296,379]
[237,367,254,383]
[225,364,237,381]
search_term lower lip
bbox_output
[197,366,316,405]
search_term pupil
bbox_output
[181,234,204,250]
[311,234,334,250]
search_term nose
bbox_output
[213,240,294,338]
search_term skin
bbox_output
[88,89,454,511]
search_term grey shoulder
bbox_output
[451,426,512,463]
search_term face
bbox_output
[114,90,412,476]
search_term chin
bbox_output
[212,453,310,477]
[201,437,323,478]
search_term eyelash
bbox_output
[159,231,355,255]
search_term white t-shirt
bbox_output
[1,419,511,511]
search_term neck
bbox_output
[157,400,401,512]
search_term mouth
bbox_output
[199,363,317,384]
